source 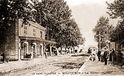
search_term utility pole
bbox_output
[98,31,101,51]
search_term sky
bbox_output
[64,0,115,48]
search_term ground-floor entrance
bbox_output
[18,37,57,60]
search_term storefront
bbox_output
[18,36,56,60]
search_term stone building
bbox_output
[0,19,56,60]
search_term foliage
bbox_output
[0,0,34,29]
[0,0,84,48]
[93,16,114,48]
[107,0,124,42]
[33,0,84,47]
[107,0,124,19]
[110,20,124,42]
[56,19,84,47]
[0,0,35,48]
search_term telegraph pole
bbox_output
[98,31,101,51]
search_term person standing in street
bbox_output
[109,50,112,62]
[112,49,117,65]
[117,50,123,67]
[44,49,48,59]
[89,49,96,61]
[1,52,6,63]
[103,48,109,65]
[101,51,104,62]
[97,50,101,61]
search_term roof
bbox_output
[19,19,46,31]
[19,36,56,44]
[28,21,46,31]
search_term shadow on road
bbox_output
[54,62,84,69]
[71,54,89,57]
[101,71,114,74]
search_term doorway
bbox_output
[21,42,27,59]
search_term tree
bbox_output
[110,20,124,42]
[0,0,35,50]
[107,0,124,19]
[33,0,84,48]
[55,19,84,48]
[0,0,85,51]
[0,0,34,28]
[107,0,124,42]
[33,0,72,39]
[93,16,114,49]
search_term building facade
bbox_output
[0,19,56,60]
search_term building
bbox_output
[0,19,56,60]
[110,41,124,50]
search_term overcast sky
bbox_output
[64,0,114,48]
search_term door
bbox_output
[40,45,42,56]
[21,42,27,59]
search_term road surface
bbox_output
[4,53,88,76]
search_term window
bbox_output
[24,30,27,34]
[24,26,27,34]
[33,29,36,36]
[24,26,27,29]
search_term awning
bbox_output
[19,36,56,44]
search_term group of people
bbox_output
[97,48,109,65]
[97,48,123,66]
[89,48,124,67]
[89,49,97,61]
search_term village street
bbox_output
[1,53,88,76]
[79,60,124,76]
[1,52,124,76]
[1,0,124,76]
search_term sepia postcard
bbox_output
[0,0,124,76]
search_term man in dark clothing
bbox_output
[117,50,123,67]
[97,50,101,61]
[103,50,108,65]
[88,48,91,54]
[109,50,112,61]
[112,50,117,65]
[1,53,6,63]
